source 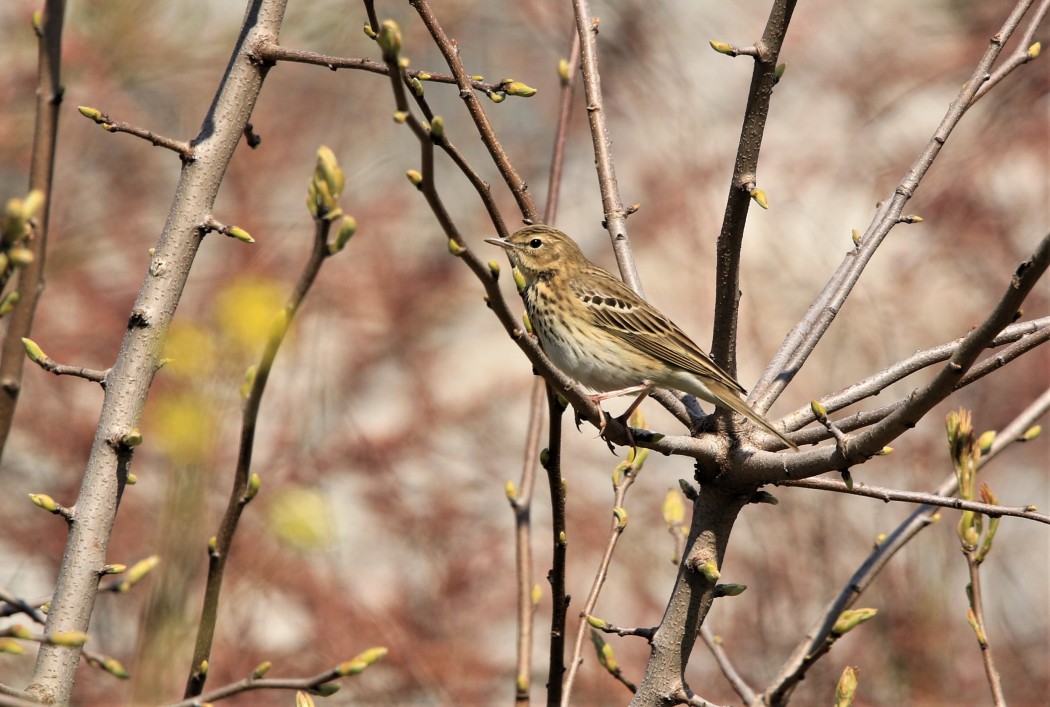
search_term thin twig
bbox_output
[762,386,1050,704]
[753,0,1039,410]
[544,389,569,706]
[169,665,361,707]
[184,202,340,696]
[973,0,1049,102]
[510,381,544,703]
[966,557,1006,705]
[699,625,757,705]
[779,477,1048,524]
[562,454,642,705]
[78,109,194,159]
[569,4,643,293]
[0,0,66,464]
[26,353,107,385]
[544,29,580,226]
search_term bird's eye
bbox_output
[528,238,543,249]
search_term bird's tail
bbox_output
[706,380,799,451]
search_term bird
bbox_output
[485,224,798,451]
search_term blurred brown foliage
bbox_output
[0,0,1046,705]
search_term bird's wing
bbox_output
[571,268,747,396]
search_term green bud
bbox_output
[376,20,402,60]
[503,81,537,97]
[522,312,533,335]
[126,473,137,485]
[975,430,996,453]
[749,188,769,209]
[586,615,608,630]
[487,91,506,103]
[775,63,787,79]
[310,683,340,697]
[430,115,445,139]
[662,489,685,526]
[714,583,747,597]
[122,428,143,447]
[338,646,388,676]
[0,638,26,655]
[590,630,618,672]
[48,631,89,647]
[410,77,424,97]
[3,291,26,318]
[102,658,130,679]
[749,490,779,505]
[612,506,627,528]
[487,260,500,279]
[557,530,567,546]
[832,607,877,636]
[122,555,160,589]
[252,660,272,679]
[512,268,526,294]
[315,146,345,200]
[709,40,735,55]
[841,470,854,490]
[227,226,254,244]
[9,247,34,267]
[21,337,45,364]
[699,560,720,582]
[448,239,465,256]
[77,106,106,124]
[330,216,357,254]
[834,665,858,707]
[810,400,827,421]
[558,58,570,82]
[101,564,126,575]
[29,493,58,512]
[245,473,262,501]
[362,23,377,39]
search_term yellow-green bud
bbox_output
[851,229,861,245]
[245,472,262,501]
[586,615,608,629]
[662,489,685,526]
[338,646,388,676]
[418,72,432,80]
[557,530,566,546]
[126,473,138,485]
[0,291,21,317]
[558,58,570,82]
[810,400,827,421]
[122,428,143,447]
[405,169,423,186]
[101,564,126,575]
[901,214,923,223]
[832,607,878,636]
[834,665,858,707]
[975,430,996,453]
[471,75,485,81]
[487,91,506,103]
[123,555,160,589]
[1022,424,1041,441]
[531,584,542,606]
[362,23,377,39]
[612,506,627,528]
[315,146,345,199]
[78,106,105,124]
[8,625,32,640]
[512,268,526,294]
[393,111,408,124]
[410,77,424,97]
[0,638,26,655]
[448,239,465,256]
[709,40,735,55]
[749,188,769,209]
[876,446,894,456]
[505,480,517,501]
[9,247,34,267]
[102,658,130,679]
[311,683,340,697]
[699,560,720,582]
[841,470,854,490]
[252,660,272,679]
[487,260,500,279]
[1027,42,1041,59]
[29,493,58,512]
[590,630,618,672]
[522,312,533,335]
[21,190,44,221]
[228,226,254,244]
[198,659,209,676]
[775,63,787,79]
[399,57,410,68]
[22,337,45,364]
[241,365,257,400]
[376,20,402,59]
[503,81,537,97]
[32,10,42,32]
[296,691,316,707]
[48,631,89,647]
[430,115,445,139]
[715,583,747,597]
[330,216,357,254]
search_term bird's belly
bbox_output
[536,323,642,393]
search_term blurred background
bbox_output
[0,0,1047,704]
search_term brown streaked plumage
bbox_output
[486,224,798,451]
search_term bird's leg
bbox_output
[587,384,653,450]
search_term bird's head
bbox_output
[484,225,586,281]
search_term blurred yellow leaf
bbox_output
[162,323,216,378]
[215,277,287,352]
[151,391,215,464]
[268,487,334,551]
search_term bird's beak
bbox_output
[484,237,515,250]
